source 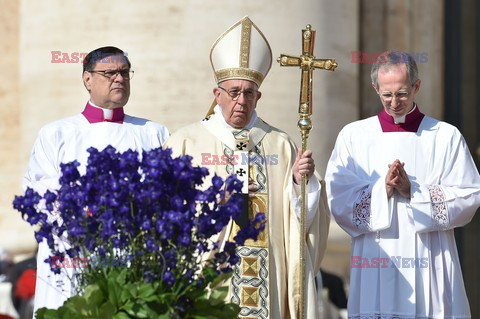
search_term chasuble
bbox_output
[165,109,330,318]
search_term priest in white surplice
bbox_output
[23,46,169,316]
[325,51,480,318]
[165,17,330,319]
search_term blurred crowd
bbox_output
[0,247,36,319]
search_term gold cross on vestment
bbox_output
[277,24,337,319]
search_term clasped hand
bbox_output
[385,159,411,199]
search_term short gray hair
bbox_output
[371,51,419,88]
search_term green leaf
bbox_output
[185,282,209,300]
[119,300,134,314]
[128,301,164,319]
[124,302,146,318]
[83,284,105,307]
[209,271,232,288]
[119,286,133,303]
[157,292,177,304]
[191,303,240,318]
[62,295,89,314]
[137,283,156,299]
[223,303,242,314]
[107,275,120,307]
[35,308,60,319]
[208,286,229,305]
[95,273,108,294]
[98,300,116,318]
[115,268,128,285]
[112,311,132,319]
[190,298,241,319]
[202,267,218,282]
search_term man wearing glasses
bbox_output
[325,51,480,318]
[23,46,169,314]
[166,17,330,318]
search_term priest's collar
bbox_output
[378,103,425,132]
[82,101,124,124]
[213,105,258,130]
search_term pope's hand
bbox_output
[248,178,258,199]
[293,149,315,185]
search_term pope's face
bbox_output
[83,60,130,109]
[374,64,420,117]
[214,79,261,128]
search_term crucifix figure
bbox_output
[277,24,337,319]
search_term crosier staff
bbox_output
[277,24,337,319]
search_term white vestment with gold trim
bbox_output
[166,110,330,318]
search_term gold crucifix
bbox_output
[278,24,337,127]
[277,24,337,319]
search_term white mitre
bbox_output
[210,16,273,87]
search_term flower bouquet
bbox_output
[13,146,265,318]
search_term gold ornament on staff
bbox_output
[277,24,337,319]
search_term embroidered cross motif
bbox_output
[236,141,248,150]
[236,168,246,176]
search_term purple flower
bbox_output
[12,145,266,312]
[59,161,80,185]
[162,270,175,286]
[178,233,191,246]
[144,270,158,283]
[145,238,159,252]
[170,195,184,210]
[225,174,243,193]
[211,175,224,190]
[155,219,165,233]
[141,219,152,230]
[69,221,86,237]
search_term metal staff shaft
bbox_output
[298,108,312,319]
[277,24,337,319]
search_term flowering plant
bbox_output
[13,146,265,318]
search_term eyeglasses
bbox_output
[378,85,414,102]
[218,86,258,101]
[88,69,134,80]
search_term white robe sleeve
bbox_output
[289,174,321,230]
[150,123,170,148]
[325,129,392,238]
[410,131,480,232]
[23,127,74,316]
[23,127,61,193]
